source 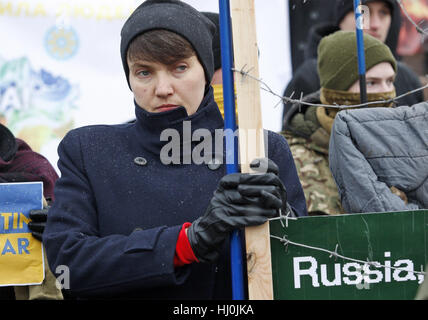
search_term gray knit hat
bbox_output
[120,0,216,88]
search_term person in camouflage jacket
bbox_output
[282,92,342,215]
[281,31,400,215]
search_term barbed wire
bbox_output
[396,0,428,39]
[232,66,428,110]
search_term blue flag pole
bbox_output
[218,0,245,300]
[354,0,367,103]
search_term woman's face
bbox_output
[128,54,206,116]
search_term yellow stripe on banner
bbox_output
[0,233,44,286]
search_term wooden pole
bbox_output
[230,0,273,300]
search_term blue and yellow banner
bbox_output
[0,182,44,286]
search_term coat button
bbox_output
[134,157,147,166]
[207,158,222,171]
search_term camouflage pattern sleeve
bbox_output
[282,132,343,216]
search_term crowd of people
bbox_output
[0,0,427,300]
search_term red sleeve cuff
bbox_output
[174,222,199,267]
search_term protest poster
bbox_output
[270,210,428,300]
[0,182,44,286]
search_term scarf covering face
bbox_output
[318,87,396,135]
[320,87,396,108]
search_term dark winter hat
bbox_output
[334,0,394,26]
[318,30,397,91]
[0,123,17,162]
[120,0,216,88]
[202,12,221,71]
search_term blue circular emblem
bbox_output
[45,26,79,60]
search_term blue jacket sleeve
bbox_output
[43,130,188,297]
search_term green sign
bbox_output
[270,210,428,300]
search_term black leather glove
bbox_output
[187,158,287,263]
[251,158,295,218]
[246,157,288,206]
[28,206,49,241]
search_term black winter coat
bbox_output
[43,88,307,299]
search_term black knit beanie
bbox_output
[334,0,395,26]
[201,12,221,71]
[120,0,216,89]
[0,124,17,162]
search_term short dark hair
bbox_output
[127,29,196,66]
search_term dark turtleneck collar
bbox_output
[133,86,224,157]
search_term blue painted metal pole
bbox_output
[354,0,367,103]
[218,0,245,300]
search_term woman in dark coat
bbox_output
[43,0,307,300]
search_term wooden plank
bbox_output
[230,0,273,300]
